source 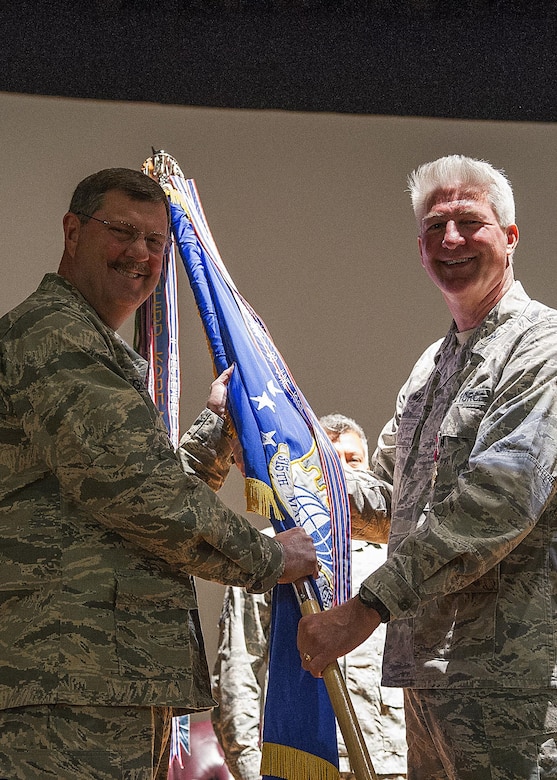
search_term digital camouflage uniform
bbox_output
[357,282,557,778]
[211,535,407,780]
[0,273,285,778]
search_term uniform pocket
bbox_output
[114,572,196,679]
[438,404,485,468]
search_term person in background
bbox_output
[298,155,557,779]
[0,167,317,780]
[211,413,407,780]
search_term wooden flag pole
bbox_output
[295,578,378,780]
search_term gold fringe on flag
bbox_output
[245,477,284,521]
[261,743,340,780]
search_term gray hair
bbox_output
[319,413,369,466]
[69,168,170,225]
[408,154,515,229]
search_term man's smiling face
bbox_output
[417,188,518,328]
[61,189,169,330]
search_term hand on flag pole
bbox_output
[206,364,235,419]
[276,528,319,583]
[296,581,379,780]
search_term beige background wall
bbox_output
[2,91,556,697]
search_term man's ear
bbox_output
[418,235,425,269]
[63,212,81,257]
[506,223,519,256]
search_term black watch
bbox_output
[357,590,390,623]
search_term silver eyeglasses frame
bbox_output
[76,212,171,254]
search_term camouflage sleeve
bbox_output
[177,408,233,492]
[345,467,392,543]
[6,307,283,592]
[211,586,272,780]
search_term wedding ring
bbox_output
[303,653,312,662]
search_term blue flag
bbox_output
[147,151,351,780]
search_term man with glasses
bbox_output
[0,168,317,780]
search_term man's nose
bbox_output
[124,235,151,260]
[441,221,465,248]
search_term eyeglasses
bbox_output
[76,213,170,255]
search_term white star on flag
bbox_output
[250,391,277,412]
[267,380,283,397]
[261,430,277,447]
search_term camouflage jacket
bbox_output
[0,273,284,712]
[211,536,407,778]
[360,281,557,689]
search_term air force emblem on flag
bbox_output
[269,441,334,607]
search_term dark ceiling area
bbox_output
[1,1,556,122]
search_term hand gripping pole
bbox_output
[294,578,378,780]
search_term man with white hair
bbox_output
[298,155,557,779]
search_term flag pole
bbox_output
[295,578,378,780]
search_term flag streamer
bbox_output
[134,252,180,447]
[143,150,354,779]
[136,160,188,767]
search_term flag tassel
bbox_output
[261,743,339,780]
[245,477,285,520]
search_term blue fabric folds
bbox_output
[163,169,351,779]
